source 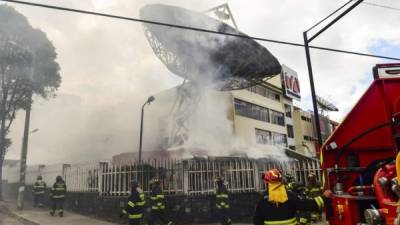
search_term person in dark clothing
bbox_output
[305,173,323,223]
[49,176,67,217]
[32,175,46,207]
[215,176,232,225]
[148,179,172,225]
[253,169,324,225]
[121,180,146,225]
[284,174,306,195]
[284,174,309,225]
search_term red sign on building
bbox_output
[281,64,301,101]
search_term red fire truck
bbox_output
[321,63,400,225]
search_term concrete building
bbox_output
[142,66,337,158]
[232,76,291,150]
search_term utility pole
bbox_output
[304,0,364,146]
[17,91,32,210]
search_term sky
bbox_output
[2,0,400,164]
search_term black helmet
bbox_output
[307,172,317,184]
[215,176,224,186]
[285,173,294,182]
[150,178,160,187]
[131,179,139,188]
[37,175,42,180]
[56,176,63,182]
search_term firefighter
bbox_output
[284,174,306,196]
[284,174,309,225]
[284,174,295,192]
[215,176,232,225]
[121,180,146,225]
[49,175,67,217]
[148,179,172,225]
[305,173,323,223]
[32,175,46,207]
[253,169,324,225]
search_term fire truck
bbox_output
[321,63,400,225]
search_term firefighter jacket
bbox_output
[286,182,306,197]
[306,184,322,198]
[122,188,146,220]
[150,186,165,210]
[215,185,230,209]
[33,180,46,195]
[49,181,66,199]
[253,190,324,225]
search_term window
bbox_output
[247,85,280,102]
[255,129,272,144]
[287,125,294,138]
[270,110,285,126]
[256,129,287,146]
[284,104,292,118]
[234,99,269,122]
[301,115,312,123]
[304,135,315,141]
[272,132,287,146]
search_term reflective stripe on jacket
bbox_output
[123,189,145,220]
[33,180,46,195]
[306,184,322,198]
[150,187,165,210]
[253,190,322,225]
[50,181,66,199]
[264,217,297,225]
[216,185,229,209]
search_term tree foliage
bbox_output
[0,4,61,198]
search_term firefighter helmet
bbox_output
[284,173,294,183]
[214,176,224,182]
[263,169,282,183]
[308,172,317,184]
[56,175,63,182]
[131,179,139,188]
[150,178,160,185]
[215,176,224,186]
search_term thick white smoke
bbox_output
[140,4,289,160]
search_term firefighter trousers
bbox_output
[129,218,141,225]
[217,208,231,225]
[50,198,64,216]
[147,210,172,225]
[33,194,44,207]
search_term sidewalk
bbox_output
[3,201,120,225]
[2,200,323,225]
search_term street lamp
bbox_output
[138,96,155,164]
[303,0,364,146]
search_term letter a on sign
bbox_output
[281,65,301,101]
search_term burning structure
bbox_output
[140,4,283,156]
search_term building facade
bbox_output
[144,67,337,158]
[231,76,292,151]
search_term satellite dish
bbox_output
[140,4,282,91]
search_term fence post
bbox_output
[98,161,107,195]
[183,160,188,194]
[254,160,259,193]
[62,164,71,183]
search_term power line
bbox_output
[362,1,400,12]
[306,0,353,32]
[1,0,399,61]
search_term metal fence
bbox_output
[3,157,321,196]
[64,157,321,196]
